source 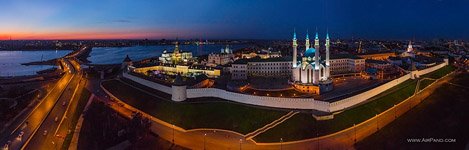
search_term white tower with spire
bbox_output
[292,30,298,68]
[325,32,330,78]
[312,31,320,84]
[305,30,310,50]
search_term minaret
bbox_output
[325,32,330,78]
[305,30,310,50]
[313,31,320,84]
[292,29,298,68]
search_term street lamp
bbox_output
[376,114,379,131]
[204,133,207,150]
[172,124,175,144]
[239,139,242,150]
[280,138,283,150]
[354,123,357,143]
[317,133,319,150]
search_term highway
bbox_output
[1,59,75,150]
[22,59,83,150]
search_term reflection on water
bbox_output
[0,50,71,77]
[88,44,247,64]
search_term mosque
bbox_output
[291,31,333,94]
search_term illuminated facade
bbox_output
[207,45,235,66]
[291,31,333,94]
[133,65,221,78]
[159,41,193,64]
[401,41,416,58]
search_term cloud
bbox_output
[112,19,132,23]
[95,19,132,24]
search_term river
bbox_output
[88,44,247,64]
[0,50,71,77]
[0,44,248,76]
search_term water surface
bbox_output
[0,50,71,77]
[88,44,247,64]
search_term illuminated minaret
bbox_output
[305,30,310,50]
[313,31,320,84]
[292,29,298,68]
[325,32,330,78]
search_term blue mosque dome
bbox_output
[304,48,316,57]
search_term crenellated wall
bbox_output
[186,88,330,111]
[122,72,172,94]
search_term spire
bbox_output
[305,29,310,50]
[174,37,180,53]
[326,29,329,40]
[293,28,297,40]
[315,27,319,39]
[314,27,319,48]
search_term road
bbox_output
[22,59,83,150]
[1,59,75,150]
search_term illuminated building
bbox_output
[207,45,235,66]
[290,31,333,94]
[401,41,416,58]
[159,41,193,64]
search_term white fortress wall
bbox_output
[329,61,447,112]
[122,61,447,112]
[329,74,410,112]
[415,60,448,77]
[186,88,330,111]
[122,73,172,94]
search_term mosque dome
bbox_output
[304,48,316,57]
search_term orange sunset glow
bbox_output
[0,31,169,40]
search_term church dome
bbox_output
[304,48,316,57]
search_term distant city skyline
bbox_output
[1,0,468,40]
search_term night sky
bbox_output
[0,0,468,40]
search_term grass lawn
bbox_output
[61,89,91,150]
[356,72,469,149]
[418,79,434,92]
[254,79,418,142]
[255,65,455,143]
[102,80,288,134]
[419,65,454,91]
[421,65,455,79]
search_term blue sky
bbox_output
[0,0,468,40]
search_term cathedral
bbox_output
[159,41,193,64]
[401,41,415,58]
[291,31,333,94]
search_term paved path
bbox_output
[245,111,299,140]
